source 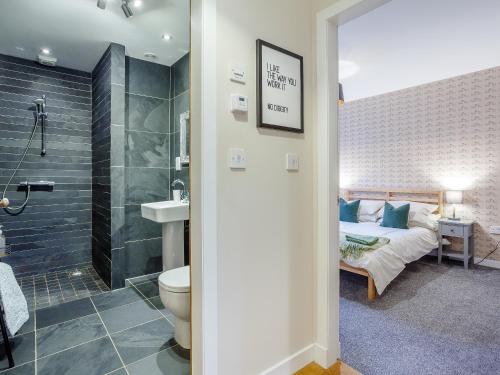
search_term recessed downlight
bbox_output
[144,52,157,59]
[162,34,172,41]
[41,48,51,55]
[133,0,142,7]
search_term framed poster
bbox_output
[257,39,304,133]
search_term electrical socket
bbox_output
[489,226,500,235]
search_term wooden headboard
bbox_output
[344,188,444,215]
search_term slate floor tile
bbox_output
[0,332,35,370]
[15,312,34,336]
[35,298,96,329]
[0,360,35,375]
[147,296,174,319]
[133,279,159,298]
[100,299,161,334]
[105,368,128,375]
[111,317,175,364]
[36,337,122,375]
[36,314,107,358]
[91,287,144,312]
[126,346,190,375]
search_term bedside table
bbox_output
[438,219,474,269]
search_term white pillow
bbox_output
[359,200,385,216]
[359,213,378,222]
[377,201,439,220]
[410,213,441,231]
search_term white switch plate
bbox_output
[489,226,500,235]
[228,148,246,169]
[230,65,246,83]
[286,153,299,171]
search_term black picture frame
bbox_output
[256,39,304,133]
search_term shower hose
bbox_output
[1,116,40,216]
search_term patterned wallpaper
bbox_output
[339,66,500,261]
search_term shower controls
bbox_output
[18,181,55,191]
[1,95,49,215]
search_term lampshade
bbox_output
[445,190,463,204]
[338,83,344,105]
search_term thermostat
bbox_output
[230,94,248,113]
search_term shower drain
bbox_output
[71,271,83,277]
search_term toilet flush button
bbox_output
[228,148,246,169]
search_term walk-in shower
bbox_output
[0,95,53,215]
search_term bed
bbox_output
[340,189,443,300]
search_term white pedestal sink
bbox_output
[141,200,189,271]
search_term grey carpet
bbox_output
[340,257,500,375]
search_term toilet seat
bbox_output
[159,265,190,293]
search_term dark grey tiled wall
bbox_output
[91,44,126,288]
[0,54,92,276]
[116,57,171,285]
[169,53,190,192]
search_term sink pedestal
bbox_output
[141,200,189,271]
[162,221,185,271]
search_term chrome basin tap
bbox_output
[171,179,188,202]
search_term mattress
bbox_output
[340,221,438,294]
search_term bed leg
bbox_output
[367,276,376,301]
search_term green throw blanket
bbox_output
[340,232,390,260]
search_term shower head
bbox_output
[121,1,133,17]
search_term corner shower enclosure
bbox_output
[0,44,190,299]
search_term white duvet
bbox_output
[340,222,438,294]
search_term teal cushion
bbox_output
[381,202,410,229]
[339,198,360,223]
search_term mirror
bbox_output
[180,110,190,164]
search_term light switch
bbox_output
[228,148,246,169]
[286,153,299,171]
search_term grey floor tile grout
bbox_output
[34,306,37,375]
[103,367,127,375]
[109,316,166,336]
[89,298,131,375]
[35,335,107,362]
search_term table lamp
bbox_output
[445,190,463,221]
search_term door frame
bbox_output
[314,0,388,367]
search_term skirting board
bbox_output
[259,344,322,375]
[474,257,500,269]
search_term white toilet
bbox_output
[159,265,190,349]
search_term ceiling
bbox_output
[339,0,500,101]
[0,0,190,72]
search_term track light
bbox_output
[96,0,107,10]
[121,0,133,17]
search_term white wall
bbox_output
[215,1,315,373]
[339,0,500,101]
[191,0,346,373]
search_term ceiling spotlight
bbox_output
[96,0,107,9]
[121,0,133,17]
[162,34,172,41]
[133,0,142,7]
[41,48,51,55]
